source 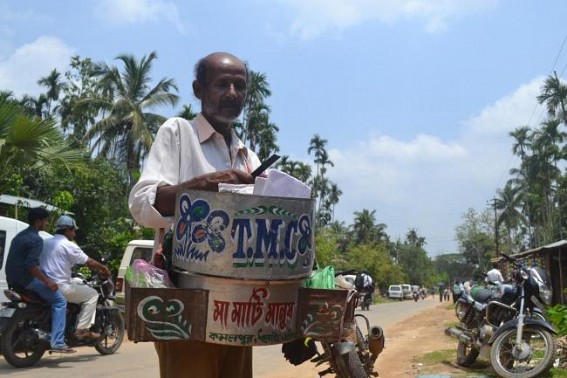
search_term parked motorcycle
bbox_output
[0,266,124,368]
[445,253,556,378]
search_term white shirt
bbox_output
[129,114,261,229]
[486,268,505,284]
[40,234,89,285]
[363,274,373,288]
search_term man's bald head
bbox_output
[194,52,248,84]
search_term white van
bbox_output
[401,284,412,300]
[114,240,154,312]
[0,216,51,302]
[388,284,403,300]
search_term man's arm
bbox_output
[86,258,111,278]
[154,169,255,216]
[29,266,58,291]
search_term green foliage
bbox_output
[546,304,567,336]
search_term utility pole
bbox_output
[489,197,499,257]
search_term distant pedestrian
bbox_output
[444,288,450,302]
[438,285,444,302]
[463,280,471,295]
[452,281,461,303]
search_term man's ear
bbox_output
[192,80,202,100]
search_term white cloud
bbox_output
[328,76,544,255]
[277,0,499,39]
[0,36,74,97]
[94,0,185,34]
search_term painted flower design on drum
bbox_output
[176,194,229,261]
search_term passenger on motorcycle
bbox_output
[5,208,74,353]
[40,215,111,341]
[355,271,375,303]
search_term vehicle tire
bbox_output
[0,312,46,368]
[335,349,367,378]
[490,325,556,378]
[456,340,479,367]
[95,310,125,355]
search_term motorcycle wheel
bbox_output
[335,349,367,378]
[95,310,125,355]
[490,325,556,378]
[456,340,479,367]
[0,312,46,368]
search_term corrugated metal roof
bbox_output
[510,239,567,258]
[0,195,64,212]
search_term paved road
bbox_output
[0,297,442,377]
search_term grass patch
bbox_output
[551,368,567,377]
[418,349,454,364]
[414,348,494,377]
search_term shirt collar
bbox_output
[194,113,248,157]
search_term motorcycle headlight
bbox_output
[538,285,553,306]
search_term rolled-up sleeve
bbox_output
[129,120,181,228]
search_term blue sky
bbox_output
[1,0,566,256]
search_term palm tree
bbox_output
[537,72,567,124]
[510,126,532,160]
[19,94,48,119]
[352,209,377,245]
[495,182,526,251]
[256,121,280,161]
[38,69,64,116]
[0,98,84,186]
[293,162,312,183]
[242,71,271,146]
[177,104,197,121]
[327,183,342,222]
[83,51,179,183]
[307,134,327,177]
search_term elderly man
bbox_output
[129,52,261,378]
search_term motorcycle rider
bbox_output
[5,207,75,353]
[356,270,374,305]
[40,215,111,340]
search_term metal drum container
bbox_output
[177,272,302,346]
[172,190,315,280]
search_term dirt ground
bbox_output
[377,301,487,377]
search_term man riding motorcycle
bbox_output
[40,215,111,340]
[5,207,74,353]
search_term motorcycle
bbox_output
[445,253,556,378]
[413,291,419,302]
[358,290,372,311]
[0,266,125,368]
[284,272,384,377]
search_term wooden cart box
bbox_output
[126,285,208,342]
[126,284,351,345]
[172,190,316,280]
[296,287,351,342]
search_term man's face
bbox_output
[65,227,76,241]
[196,55,247,128]
[37,218,49,231]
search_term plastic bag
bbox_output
[125,258,174,288]
[302,266,335,289]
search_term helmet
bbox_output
[55,215,79,231]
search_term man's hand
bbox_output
[45,279,58,292]
[185,169,255,192]
[155,169,254,216]
[100,266,111,279]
